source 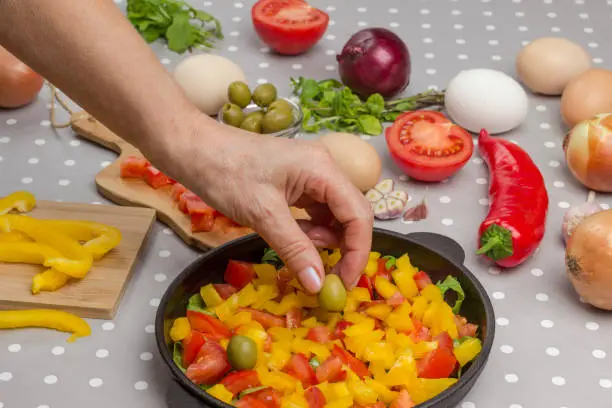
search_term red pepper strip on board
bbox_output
[475,129,549,268]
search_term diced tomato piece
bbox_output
[220,370,261,395]
[171,183,187,201]
[191,212,215,233]
[390,389,415,408]
[455,315,479,338]
[120,156,150,178]
[215,215,246,233]
[315,356,345,383]
[283,353,317,387]
[182,330,207,367]
[409,318,432,342]
[213,284,238,300]
[416,346,458,379]
[305,386,326,408]
[331,345,369,379]
[376,258,393,279]
[355,403,386,408]
[143,165,173,189]
[185,340,230,385]
[178,190,201,214]
[236,395,270,408]
[224,260,257,289]
[333,320,352,341]
[263,334,272,352]
[250,388,282,408]
[276,266,293,295]
[387,291,406,306]
[306,326,333,343]
[414,271,433,291]
[434,332,454,351]
[187,310,232,339]
[286,307,302,329]
[186,199,215,216]
[240,308,286,329]
[356,275,374,299]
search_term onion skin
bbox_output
[563,113,612,192]
[336,28,410,99]
[565,210,612,310]
[0,45,44,109]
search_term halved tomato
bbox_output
[186,310,232,339]
[185,340,230,385]
[224,260,257,289]
[385,111,473,182]
[182,330,207,367]
[220,370,261,395]
[433,332,454,351]
[283,353,317,387]
[120,156,150,178]
[304,386,326,408]
[251,0,329,55]
[416,346,458,379]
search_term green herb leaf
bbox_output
[173,342,186,372]
[309,357,320,369]
[165,11,192,53]
[381,255,396,270]
[366,94,385,117]
[239,386,269,398]
[262,248,284,268]
[358,114,383,135]
[200,384,213,391]
[187,293,214,314]
[453,336,477,348]
[436,275,465,314]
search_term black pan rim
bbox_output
[155,227,496,408]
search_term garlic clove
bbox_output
[374,179,394,195]
[387,190,408,204]
[365,188,384,203]
[385,198,405,219]
[373,198,390,220]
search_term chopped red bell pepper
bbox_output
[331,345,369,379]
[224,260,257,289]
[304,386,326,408]
[120,156,150,179]
[220,370,261,395]
[282,353,317,387]
[186,310,231,339]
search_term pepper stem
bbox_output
[476,224,514,260]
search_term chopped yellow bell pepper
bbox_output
[349,287,371,303]
[328,249,342,269]
[343,318,375,337]
[383,353,417,387]
[343,311,369,324]
[207,384,234,404]
[364,260,378,277]
[391,268,419,299]
[454,337,482,366]
[220,338,230,350]
[253,263,277,283]
[31,268,71,294]
[289,278,305,292]
[406,378,458,405]
[385,302,414,332]
[256,284,280,303]
[41,219,122,261]
[325,313,341,329]
[0,231,31,243]
[0,309,91,343]
[364,378,398,404]
[282,392,309,408]
[269,342,292,370]
[385,329,412,351]
[410,341,438,359]
[324,396,353,408]
[215,294,239,322]
[0,242,62,266]
[365,303,392,320]
[363,342,395,370]
[224,311,252,329]
[411,296,428,321]
[369,252,381,261]
[301,317,320,328]
[345,330,384,358]
[297,292,319,308]
[422,301,440,328]
[0,191,36,215]
[200,284,223,307]
[343,297,359,313]
[237,283,258,307]
[319,250,329,266]
[395,254,414,272]
[169,317,191,342]
[292,338,330,360]
[269,326,294,343]
[374,276,399,299]
[293,327,309,339]
[329,382,351,400]
[260,371,298,393]
[237,322,268,353]
[346,370,378,405]
[421,284,444,303]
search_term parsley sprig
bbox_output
[290,77,446,136]
[126,0,223,54]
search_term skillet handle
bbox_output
[404,232,466,265]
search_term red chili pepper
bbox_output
[475,129,549,268]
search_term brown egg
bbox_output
[319,132,382,192]
[561,69,612,128]
[516,37,591,95]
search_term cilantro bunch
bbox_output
[290,77,446,136]
[126,0,223,54]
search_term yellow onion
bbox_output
[563,113,612,192]
[565,210,612,310]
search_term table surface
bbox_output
[2,0,612,407]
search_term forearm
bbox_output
[0,0,208,165]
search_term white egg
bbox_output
[173,54,247,116]
[445,68,528,134]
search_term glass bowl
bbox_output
[216,97,303,139]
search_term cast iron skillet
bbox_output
[155,228,495,408]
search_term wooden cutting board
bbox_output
[0,201,156,319]
[69,111,308,250]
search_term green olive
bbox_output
[318,274,347,312]
[245,110,265,121]
[240,113,264,133]
[267,99,294,114]
[221,103,245,127]
[252,83,277,108]
[228,81,252,109]
[262,108,294,134]
[227,335,258,370]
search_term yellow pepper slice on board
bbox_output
[0,309,91,342]
[31,269,71,294]
[0,231,32,243]
[0,242,65,265]
[39,220,122,261]
[0,191,36,215]
[0,215,93,278]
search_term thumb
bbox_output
[253,202,325,294]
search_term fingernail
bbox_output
[299,266,322,293]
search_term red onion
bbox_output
[336,28,411,99]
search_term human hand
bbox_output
[160,117,373,294]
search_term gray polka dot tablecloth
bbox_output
[1,0,612,407]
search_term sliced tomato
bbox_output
[178,190,201,214]
[120,156,150,178]
[433,332,454,351]
[385,110,473,183]
[409,318,432,342]
[387,291,406,306]
[304,386,326,408]
[414,271,433,291]
[224,260,257,289]
[170,182,187,201]
[376,259,393,280]
[356,403,386,408]
[276,266,294,295]
[251,0,329,56]
[185,340,230,385]
[236,395,270,408]
[263,334,273,352]
[143,165,174,189]
[182,330,207,367]
[286,307,302,329]
[283,353,317,387]
[191,212,215,233]
[455,315,479,338]
[315,355,345,383]
[416,346,458,379]
[220,370,261,395]
[213,284,238,299]
[241,308,286,329]
[331,345,369,379]
[333,320,352,341]
[250,388,282,408]
[186,199,215,216]
[187,310,232,339]
[306,326,333,343]
[356,275,374,300]
[389,389,415,408]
